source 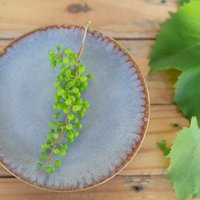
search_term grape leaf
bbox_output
[174,66,200,122]
[167,117,200,200]
[149,0,200,72]
[177,0,192,5]
[149,0,200,122]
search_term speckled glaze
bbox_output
[0,25,149,191]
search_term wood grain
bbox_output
[0,175,177,200]
[0,0,176,39]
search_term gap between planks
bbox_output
[0,175,177,200]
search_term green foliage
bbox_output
[167,117,200,200]
[157,140,171,156]
[177,0,192,5]
[174,67,200,121]
[150,0,200,72]
[149,0,200,122]
[37,44,92,173]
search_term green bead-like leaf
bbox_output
[73,117,79,124]
[65,69,72,76]
[55,103,63,110]
[80,76,87,82]
[69,59,75,66]
[49,120,56,127]
[47,132,52,139]
[78,112,85,118]
[73,131,79,137]
[54,160,62,166]
[65,99,72,106]
[68,113,74,121]
[63,57,69,64]
[50,60,56,67]
[61,144,68,150]
[56,57,62,63]
[72,87,79,93]
[63,107,69,113]
[48,49,54,55]
[54,112,60,119]
[67,137,74,143]
[78,65,85,73]
[64,48,72,55]
[53,133,59,139]
[45,165,55,173]
[57,88,65,96]
[60,65,67,73]
[53,148,59,154]
[53,80,60,88]
[72,105,81,112]
[56,44,61,51]
[59,149,66,156]
[66,123,73,130]
[81,108,87,114]
[70,96,76,102]
[36,162,43,168]
[83,101,89,108]
[40,143,48,149]
[76,123,82,130]
[40,152,47,159]
[46,139,53,145]
[68,131,74,139]
[87,73,93,79]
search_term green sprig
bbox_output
[37,21,92,173]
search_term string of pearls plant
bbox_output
[37,21,93,173]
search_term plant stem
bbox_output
[46,113,69,162]
[46,21,91,164]
[74,20,91,76]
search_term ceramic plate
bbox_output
[0,25,149,191]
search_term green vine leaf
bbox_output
[174,67,200,121]
[167,117,200,200]
[149,0,200,122]
[177,0,192,5]
[149,0,200,72]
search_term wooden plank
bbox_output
[0,0,177,39]
[0,175,177,200]
[0,104,188,177]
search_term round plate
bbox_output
[0,25,149,191]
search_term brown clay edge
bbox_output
[0,25,150,192]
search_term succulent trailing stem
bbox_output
[37,21,93,173]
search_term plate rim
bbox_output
[0,25,150,192]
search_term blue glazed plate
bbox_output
[0,26,149,191]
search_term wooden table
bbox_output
[0,0,187,199]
